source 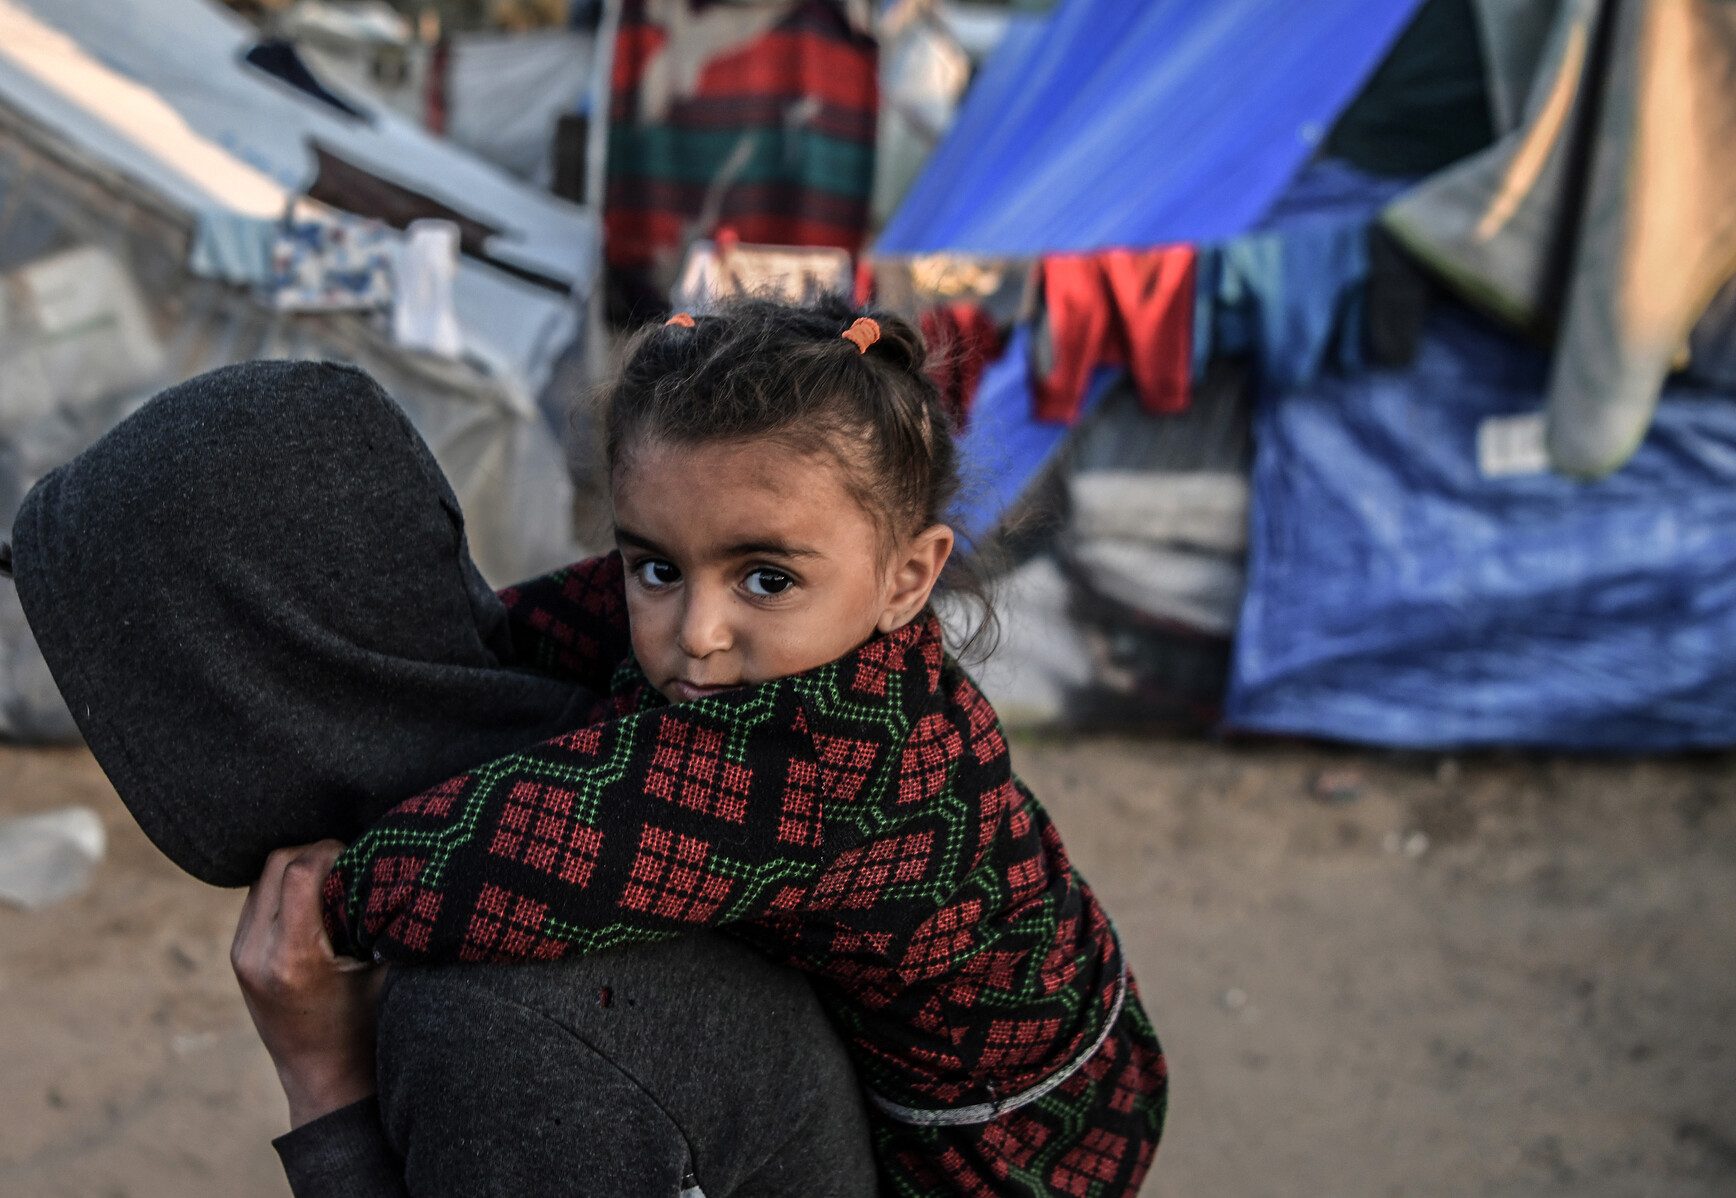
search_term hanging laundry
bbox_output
[1205,216,1369,392]
[188,211,277,286]
[1363,223,1434,368]
[392,219,463,359]
[919,301,1003,429]
[1101,248,1195,415]
[852,254,874,306]
[1031,254,1116,424]
[605,0,878,316]
[266,210,393,312]
[1382,0,1736,476]
[1031,246,1196,424]
[1688,275,1736,391]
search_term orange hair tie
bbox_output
[841,317,881,354]
[665,312,695,328]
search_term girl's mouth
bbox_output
[667,679,740,703]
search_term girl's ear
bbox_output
[877,524,956,633]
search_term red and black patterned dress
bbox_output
[323,555,1167,1196]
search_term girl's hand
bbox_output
[230,840,384,1128]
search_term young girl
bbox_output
[323,298,1168,1196]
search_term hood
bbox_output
[8,360,590,886]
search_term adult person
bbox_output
[239,840,873,1198]
[5,360,875,1197]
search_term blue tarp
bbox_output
[877,0,1425,254]
[954,326,1116,540]
[1227,307,1736,751]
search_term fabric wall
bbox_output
[1228,304,1736,751]
[1383,0,1736,478]
[447,29,595,183]
[605,0,876,311]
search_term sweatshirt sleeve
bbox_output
[324,674,912,963]
[325,620,991,966]
[271,1097,406,1198]
[496,552,633,693]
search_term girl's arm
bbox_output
[322,672,978,964]
[495,552,633,692]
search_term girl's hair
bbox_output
[603,294,996,657]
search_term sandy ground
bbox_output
[1,738,1733,1198]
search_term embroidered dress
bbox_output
[324,555,1166,1196]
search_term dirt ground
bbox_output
[1,738,1733,1198]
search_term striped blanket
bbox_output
[606,0,877,305]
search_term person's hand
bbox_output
[230,840,384,1129]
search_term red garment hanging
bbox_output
[1102,247,1196,415]
[921,302,1003,430]
[1032,254,1117,423]
[1031,245,1197,423]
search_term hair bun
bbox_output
[841,317,881,354]
[860,310,925,375]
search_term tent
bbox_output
[295,19,602,191]
[881,0,1736,749]
[0,0,602,739]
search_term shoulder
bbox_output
[939,661,1010,771]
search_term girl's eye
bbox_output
[743,568,794,598]
[634,559,680,589]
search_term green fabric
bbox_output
[608,126,875,197]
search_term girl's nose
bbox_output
[675,587,732,659]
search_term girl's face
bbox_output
[611,436,952,704]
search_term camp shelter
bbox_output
[879,0,1736,750]
[0,0,601,739]
[292,11,602,192]
[439,25,598,187]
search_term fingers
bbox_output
[230,841,349,985]
[260,844,305,923]
[276,840,347,961]
[231,845,297,979]
[231,878,263,968]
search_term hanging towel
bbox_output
[1032,246,1197,424]
[393,219,464,359]
[1031,254,1115,424]
[1102,248,1195,416]
[1213,219,1369,392]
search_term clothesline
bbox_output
[863,181,1414,431]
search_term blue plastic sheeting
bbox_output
[1227,308,1736,752]
[953,324,1116,541]
[877,0,1424,254]
[1251,156,1414,232]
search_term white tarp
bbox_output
[0,0,599,397]
[6,0,592,283]
[447,30,595,184]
